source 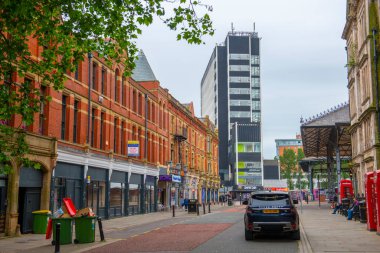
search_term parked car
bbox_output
[243,191,300,240]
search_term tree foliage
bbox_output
[279,148,305,190]
[0,0,214,174]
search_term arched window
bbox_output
[115,69,119,102]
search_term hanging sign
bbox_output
[127,141,139,157]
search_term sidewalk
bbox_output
[0,203,230,253]
[299,201,380,253]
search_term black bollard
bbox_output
[97,217,105,241]
[197,204,200,216]
[208,202,211,213]
[55,223,61,253]
[203,203,206,214]
[172,205,175,217]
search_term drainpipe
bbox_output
[87,53,93,144]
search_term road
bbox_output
[85,206,299,253]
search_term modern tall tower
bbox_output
[201,29,262,187]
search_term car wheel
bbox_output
[245,228,254,241]
[291,230,300,240]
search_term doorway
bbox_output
[18,167,42,234]
[0,178,7,234]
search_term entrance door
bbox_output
[19,188,41,233]
[65,179,82,210]
[0,179,7,233]
[19,167,42,233]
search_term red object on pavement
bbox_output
[63,197,76,216]
[365,172,376,231]
[375,170,380,235]
[340,179,353,200]
[45,218,52,239]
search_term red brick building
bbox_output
[1,38,219,236]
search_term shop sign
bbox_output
[159,175,172,182]
[172,175,181,183]
[127,141,139,157]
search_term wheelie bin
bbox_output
[32,210,51,234]
[74,216,97,244]
[52,217,73,245]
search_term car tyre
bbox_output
[291,230,300,240]
[245,228,254,241]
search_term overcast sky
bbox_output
[136,0,348,159]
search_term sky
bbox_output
[136,0,348,159]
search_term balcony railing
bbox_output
[174,128,187,141]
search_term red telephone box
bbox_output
[340,179,353,200]
[375,171,380,235]
[365,172,376,231]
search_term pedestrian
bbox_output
[184,198,189,211]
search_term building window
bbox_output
[229,54,250,60]
[138,93,142,115]
[100,112,105,149]
[252,101,260,110]
[229,88,250,94]
[251,77,260,87]
[229,65,250,71]
[114,118,118,153]
[121,76,125,106]
[61,95,67,140]
[251,55,260,65]
[91,108,95,147]
[132,90,137,112]
[115,69,119,102]
[121,121,125,154]
[39,86,46,135]
[101,68,106,95]
[73,100,79,143]
[229,76,250,83]
[74,63,79,80]
[92,63,97,89]
[230,111,250,118]
[230,100,251,106]
[251,88,260,99]
[251,66,260,76]
[252,112,261,122]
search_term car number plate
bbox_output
[263,209,279,214]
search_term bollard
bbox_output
[203,203,206,214]
[172,205,175,217]
[208,202,211,213]
[54,223,61,253]
[97,217,105,242]
[197,204,200,216]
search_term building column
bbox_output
[5,164,20,236]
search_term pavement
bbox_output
[0,203,232,253]
[1,200,380,253]
[298,200,380,253]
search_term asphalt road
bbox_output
[86,207,299,253]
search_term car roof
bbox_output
[251,191,289,195]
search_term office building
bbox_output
[201,28,262,186]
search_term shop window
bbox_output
[110,182,125,217]
[129,184,140,215]
[87,181,106,217]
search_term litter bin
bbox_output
[32,210,51,234]
[74,216,97,244]
[52,217,73,245]
[188,199,197,213]
[359,200,367,223]
[228,198,233,206]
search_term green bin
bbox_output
[32,210,51,234]
[74,216,97,244]
[52,217,73,245]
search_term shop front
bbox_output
[86,167,108,219]
[109,170,127,218]
[129,173,143,215]
[145,176,157,213]
[53,162,84,212]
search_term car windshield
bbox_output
[251,194,290,208]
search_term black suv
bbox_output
[243,191,300,240]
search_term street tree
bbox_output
[0,0,214,174]
[279,149,297,190]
